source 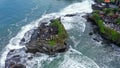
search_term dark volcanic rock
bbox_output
[26,18,68,55]
[89,32,93,35]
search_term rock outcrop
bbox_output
[26,18,68,55]
[88,0,120,47]
[5,18,68,68]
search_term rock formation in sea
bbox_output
[5,18,68,68]
[26,18,68,55]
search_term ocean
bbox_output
[0,0,120,68]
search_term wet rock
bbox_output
[89,32,93,35]
[21,38,25,42]
[5,48,27,68]
[65,14,76,17]
[93,38,100,42]
[28,57,33,60]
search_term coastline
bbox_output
[87,0,120,47]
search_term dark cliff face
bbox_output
[26,18,68,55]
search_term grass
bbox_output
[48,18,67,46]
[48,40,56,46]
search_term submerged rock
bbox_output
[26,18,68,55]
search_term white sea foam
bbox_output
[0,0,99,68]
[58,47,100,68]
[60,0,93,15]
[0,18,40,67]
[26,54,49,68]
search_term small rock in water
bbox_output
[21,38,25,42]
[93,38,100,42]
[89,32,93,35]
[65,14,76,17]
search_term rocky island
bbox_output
[5,18,68,68]
[88,0,120,46]
[26,18,68,55]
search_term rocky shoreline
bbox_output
[87,0,120,47]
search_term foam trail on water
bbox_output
[0,0,98,68]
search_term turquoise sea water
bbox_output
[0,0,120,68]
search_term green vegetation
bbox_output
[99,0,104,2]
[103,8,120,15]
[48,18,67,46]
[111,0,116,3]
[116,17,120,24]
[92,9,120,46]
[48,40,56,46]
[50,19,67,39]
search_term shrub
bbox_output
[116,18,120,24]
[48,19,68,46]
